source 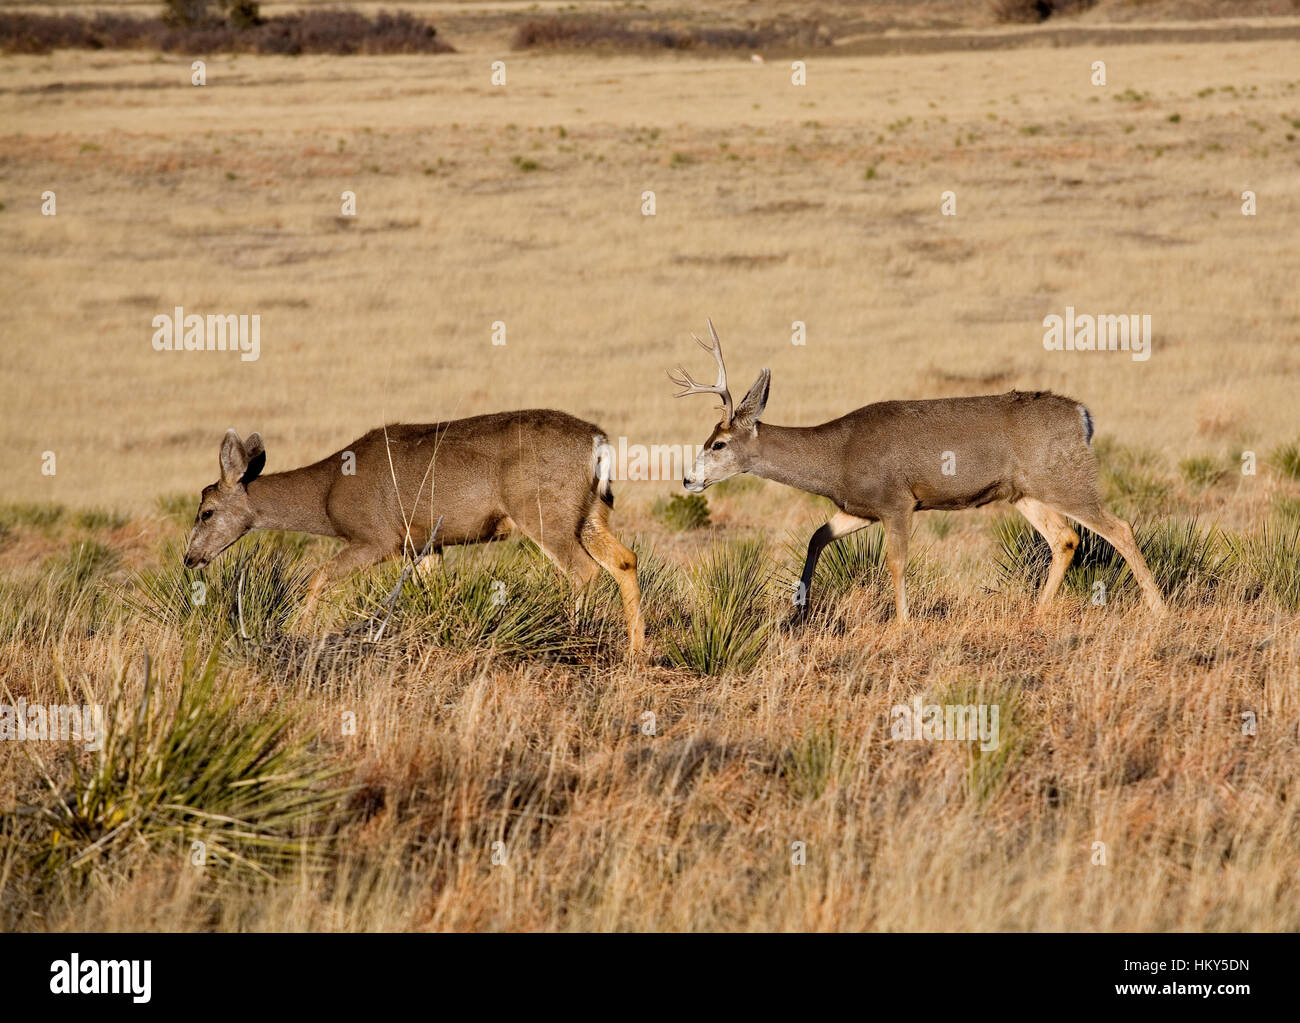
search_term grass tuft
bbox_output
[1180,455,1228,489]
[1225,517,1300,610]
[4,648,347,880]
[124,536,312,642]
[1270,437,1300,480]
[349,541,603,660]
[652,493,710,532]
[995,515,1223,604]
[662,538,773,675]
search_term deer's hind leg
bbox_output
[1037,485,1166,615]
[1057,503,1166,615]
[1014,497,1079,613]
[579,505,644,656]
[505,504,601,595]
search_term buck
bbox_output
[182,412,644,653]
[670,321,1167,622]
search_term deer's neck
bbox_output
[247,463,338,537]
[749,423,843,503]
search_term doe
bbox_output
[183,411,644,652]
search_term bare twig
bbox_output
[371,516,442,642]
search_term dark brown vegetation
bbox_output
[512,16,832,53]
[0,8,453,57]
[989,0,1099,23]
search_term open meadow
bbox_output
[1,1,1299,931]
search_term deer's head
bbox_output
[669,320,770,492]
[183,429,266,569]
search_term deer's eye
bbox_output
[200,510,214,522]
[711,441,727,451]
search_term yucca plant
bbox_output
[73,507,129,531]
[995,515,1222,603]
[783,522,891,603]
[350,540,601,660]
[1139,518,1226,598]
[1180,455,1227,489]
[1094,437,1172,516]
[652,493,710,531]
[1270,437,1300,480]
[1272,493,1300,526]
[933,679,1027,806]
[8,648,348,878]
[155,492,197,524]
[662,538,774,675]
[1225,517,1300,610]
[124,537,313,642]
[781,723,841,801]
[0,502,66,531]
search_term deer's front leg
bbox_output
[881,511,911,625]
[297,542,390,631]
[794,511,872,620]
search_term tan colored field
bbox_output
[1,18,1299,932]
[3,37,1300,515]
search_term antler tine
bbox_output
[669,320,733,424]
[666,366,699,393]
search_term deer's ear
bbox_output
[732,368,771,432]
[219,428,248,487]
[242,432,266,485]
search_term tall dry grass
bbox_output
[1,449,1298,929]
[1,18,1299,932]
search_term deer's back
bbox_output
[830,390,1098,512]
[323,409,609,549]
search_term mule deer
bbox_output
[670,321,1167,622]
[182,412,644,653]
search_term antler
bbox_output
[668,318,733,426]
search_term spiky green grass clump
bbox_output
[1272,493,1300,526]
[781,723,841,801]
[662,538,774,675]
[1270,437,1300,480]
[1180,455,1227,489]
[156,492,196,523]
[0,539,123,646]
[124,537,313,643]
[786,523,891,602]
[349,540,604,659]
[0,502,66,531]
[994,515,1223,604]
[932,680,1029,805]
[73,507,129,531]
[4,649,347,881]
[1226,517,1300,610]
[652,493,710,531]
[1094,438,1173,516]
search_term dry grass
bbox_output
[2,449,1299,930]
[1,8,1299,931]
[2,40,1298,518]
